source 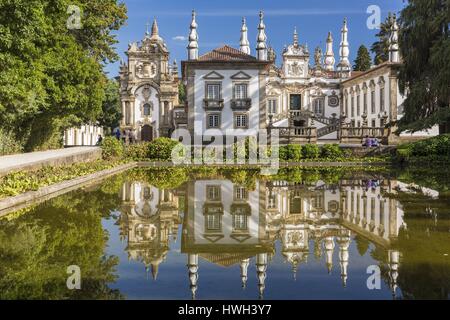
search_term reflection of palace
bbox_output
[117,181,180,279]
[118,177,405,298]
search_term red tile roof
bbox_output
[198,45,257,62]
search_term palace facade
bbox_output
[114,10,438,145]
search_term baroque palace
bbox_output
[117,174,409,299]
[111,10,438,146]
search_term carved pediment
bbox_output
[230,71,251,80]
[203,71,224,80]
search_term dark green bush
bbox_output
[147,137,181,161]
[124,142,151,160]
[395,134,450,162]
[302,144,320,159]
[320,144,344,160]
[101,136,124,160]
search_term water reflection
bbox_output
[1,169,448,300]
[116,175,415,299]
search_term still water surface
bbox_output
[0,167,449,299]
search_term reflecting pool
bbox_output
[0,167,449,300]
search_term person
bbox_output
[363,135,372,147]
[96,134,103,145]
[372,138,380,147]
[115,129,121,140]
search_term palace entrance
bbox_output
[141,125,153,142]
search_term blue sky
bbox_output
[105,0,406,78]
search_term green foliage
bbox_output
[0,186,123,299]
[147,137,181,161]
[124,142,152,161]
[353,45,372,71]
[0,0,127,151]
[302,144,320,159]
[370,15,393,65]
[279,145,302,161]
[0,160,121,199]
[178,82,186,104]
[320,144,344,160]
[101,136,124,160]
[397,1,450,133]
[98,78,122,134]
[129,167,188,189]
[0,129,23,155]
[395,134,450,163]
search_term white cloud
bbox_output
[172,35,187,41]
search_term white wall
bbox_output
[193,69,260,137]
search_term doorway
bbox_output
[141,125,153,142]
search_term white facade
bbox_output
[64,124,103,147]
[193,69,261,135]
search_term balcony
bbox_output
[231,98,252,110]
[203,99,224,110]
[174,111,187,125]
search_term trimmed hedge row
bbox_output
[279,144,345,161]
[102,137,181,161]
[101,138,351,162]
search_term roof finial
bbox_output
[240,17,251,55]
[187,10,199,60]
[256,11,268,61]
[324,31,335,71]
[151,18,159,37]
[337,18,351,77]
[293,26,299,46]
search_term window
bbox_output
[380,87,385,111]
[206,214,221,231]
[232,214,248,231]
[206,185,221,201]
[314,98,324,115]
[267,192,277,209]
[357,94,361,116]
[363,92,368,114]
[351,96,355,117]
[268,99,278,114]
[234,83,248,99]
[371,91,375,114]
[234,113,248,129]
[290,94,302,110]
[372,119,376,128]
[344,96,348,116]
[206,83,221,100]
[143,103,151,116]
[234,186,248,201]
[207,113,221,128]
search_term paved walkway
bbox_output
[0,147,100,175]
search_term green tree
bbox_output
[371,15,394,65]
[353,45,372,71]
[178,82,186,104]
[98,78,122,134]
[0,0,127,151]
[397,0,450,133]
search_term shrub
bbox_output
[0,129,23,156]
[101,136,124,160]
[302,144,320,159]
[320,144,344,160]
[395,134,450,161]
[147,137,180,161]
[125,142,151,160]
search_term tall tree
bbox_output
[371,15,394,65]
[0,0,127,151]
[97,78,122,134]
[353,45,372,71]
[397,0,450,133]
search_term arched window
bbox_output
[143,103,151,116]
[314,98,324,115]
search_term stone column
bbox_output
[388,72,400,145]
